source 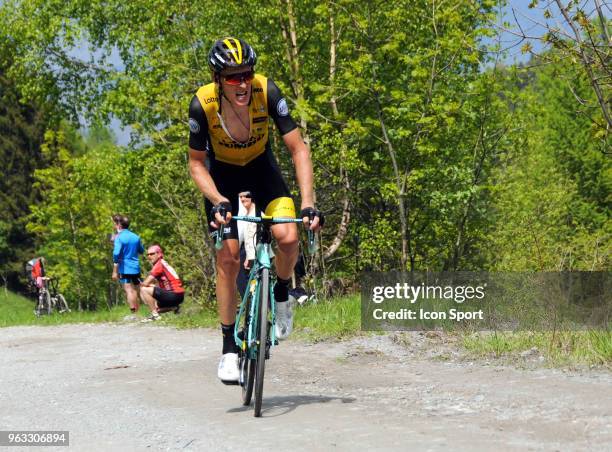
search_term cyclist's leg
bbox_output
[140,286,158,313]
[215,238,242,382]
[123,281,140,312]
[205,165,242,334]
[265,197,299,340]
[215,239,241,325]
[270,222,299,280]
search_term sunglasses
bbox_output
[223,71,255,86]
[147,252,157,256]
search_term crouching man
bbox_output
[140,245,185,322]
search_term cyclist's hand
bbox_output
[300,207,324,232]
[210,201,232,229]
[111,271,118,281]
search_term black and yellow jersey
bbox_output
[188,74,297,166]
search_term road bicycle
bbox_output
[215,214,315,417]
[35,277,70,317]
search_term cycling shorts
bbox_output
[205,149,296,241]
[119,274,141,285]
[153,287,184,308]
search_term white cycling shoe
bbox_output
[275,301,293,340]
[217,353,239,384]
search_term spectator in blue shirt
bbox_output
[111,214,144,313]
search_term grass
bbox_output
[164,294,362,341]
[0,289,362,341]
[2,289,609,369]
[0,290,132,326]
[462,330,612,368]
[292,294,361,341]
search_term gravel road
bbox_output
[0,323,610,451]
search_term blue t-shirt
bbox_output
[112,229,144,274]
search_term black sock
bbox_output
[221,323,239,354]
[274,277,291,303]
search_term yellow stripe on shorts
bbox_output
[264,197,296,218]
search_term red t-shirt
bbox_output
[31,259,43,279]
[150,259,184,294]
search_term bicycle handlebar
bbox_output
[214,215,317,254]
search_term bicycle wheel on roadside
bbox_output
[253,268,269,417]
[36,290,52,316]
[55,294,70,313]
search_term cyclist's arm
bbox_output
[267,79,319,229]
[283,129,315,211]
[141,275,156,287]
[188,95,231,209]
[188,149,228,205]
[112,237,122,279]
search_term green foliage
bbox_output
[0,51,48,289]
[0,0,607,305]
[485,58,610,271]
[26,122,217,308]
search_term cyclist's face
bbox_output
[220,67,253,106]
[146,251,159,263]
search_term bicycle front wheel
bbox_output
[37,290,52,316]
[254,268,269,417]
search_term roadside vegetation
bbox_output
[3,290,608,368]
[463,331,612,369]
[0,1,608,370]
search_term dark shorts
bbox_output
[119,274,141,285]
[205,149,294,241]
[153,287,184,308]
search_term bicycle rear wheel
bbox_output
[55,294,70,313]
[253,268,269,417]
[240,298,255,405]
[241,354,256,406]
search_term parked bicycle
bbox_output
[215,214,315,417]
[35,277,70,317]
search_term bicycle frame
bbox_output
[235,237,275,356]
[214,214,315,415]
[231,216,299,351]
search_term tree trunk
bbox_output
[323,6,351,261]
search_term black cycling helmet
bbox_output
[208,37,257,74]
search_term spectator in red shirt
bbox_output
[140,245,185,322]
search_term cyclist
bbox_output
[111,214,144,313]
[27,257,46,290]
[140,244,185,322]
[188,37,323,383]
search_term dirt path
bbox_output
[0,323,610,451]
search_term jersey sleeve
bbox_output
[189,95,212,152]
[267,79,298,136]
[150,260,164,279]
[112,237,122,263]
